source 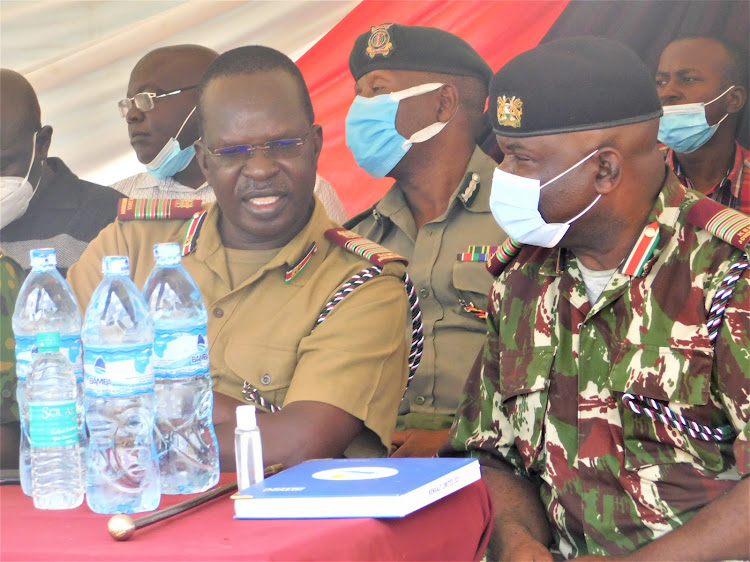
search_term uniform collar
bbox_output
[191,195,332,286]
[374,146,497,220]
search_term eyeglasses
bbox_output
[118,85,197,117]
[205,128,314,166]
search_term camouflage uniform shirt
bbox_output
[444,171,750,558]
[0,252,24,425]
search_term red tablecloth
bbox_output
[0,474,493,561]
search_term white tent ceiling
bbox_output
[0,0,359,186]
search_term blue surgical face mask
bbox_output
[146,106,197,180]
[658,85,734,154]
[345,83,453,178]
[489,149,599,248]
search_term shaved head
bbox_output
[132,44,218,78]
[0,69,41,150]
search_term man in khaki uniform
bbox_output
[344,24,507,456]
[68,46,409,471]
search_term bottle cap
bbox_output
[153,243,181,266]
[236,405,258,430]
[36,331,61,352]
[102,256,130,276]
[29,248,57,270]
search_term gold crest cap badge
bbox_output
[366,23,394,58]
[497,95,523,128]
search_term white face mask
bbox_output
[145,107,197,180]
[0,131,39,229]
[489,149,600,248]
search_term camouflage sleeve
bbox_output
[713,261,750,476]
[0,253,25,425]
[439,281,526,474]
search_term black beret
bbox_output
[349,23,492,84]
[490,36,662,137]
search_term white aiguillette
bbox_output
[232,457,480,519]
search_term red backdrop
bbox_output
[296,0,569,216]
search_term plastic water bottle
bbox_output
[27,331,85,509]
[82,255,160,514]
[235,405,264,492]
[142,242,219,494]
[12,248,85,497]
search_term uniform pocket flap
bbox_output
[225,340,296,392]
[498,347,554,400]
[610,343,712,405]
[452,261,493,298]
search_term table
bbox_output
[0,474,493,560]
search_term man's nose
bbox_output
[125,104,145,124]
[239,149,280,179]
[657,80,682,106]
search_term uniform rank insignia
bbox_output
[366,23,394,58]
[687,198,750,250]
[325,227,407,266]
[497,95,523,129]
[285,242,317,283]
[181,210,207,256]
[457,245,498,262]
[486,238,522,276]
[117,198,202,221]
[622,222,660,277]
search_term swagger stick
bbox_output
[108,463,283,541]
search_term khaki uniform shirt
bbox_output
[350,148,506,428]
[68,197,409,456]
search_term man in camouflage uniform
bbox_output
[440,37,749,560]
[0,250,24,468]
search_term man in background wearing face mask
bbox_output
[344,24,507,458]
[112,45,349,223]
[440,36,749,560]
[656,35,748,214]
[0,69,122,276]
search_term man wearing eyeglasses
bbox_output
[0,69,122,276]
[68,45,410,472]
[111,44,349,223]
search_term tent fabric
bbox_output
[2,0,746,215]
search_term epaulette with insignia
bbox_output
[486,238,522,276]
[117,198,202,221]
[687,198,750,250]
[325,227,407,266]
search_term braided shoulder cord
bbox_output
[622,254,748,442]
[243,267,425,411]
[707,256,749,342]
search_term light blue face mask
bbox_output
[657,85,733,154]
[345,83,452,178]
[146,106,197,180]
[489,149,599,248]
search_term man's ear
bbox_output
[194,139,210,179]
[437,84,460,123]
[310,123,323,165]
[593,147,622,195]
[37,125,52,162]
[727,85,747,114]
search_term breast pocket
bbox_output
[225,340,297,409]
[498,347,554,472]
[452,261,493,320]
[609,343,728,473]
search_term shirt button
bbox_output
[1,389,11,398]
[260,374,272,385]
[213,308,224,318]
[418,288,430,299]
[414,395,426,406]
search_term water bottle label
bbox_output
[153,325,209,379]
[83,344,154,397]
[15,334,83,383]
[29,400,79,448]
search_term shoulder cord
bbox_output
[243,268,424,413]
[623,255,748,443]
